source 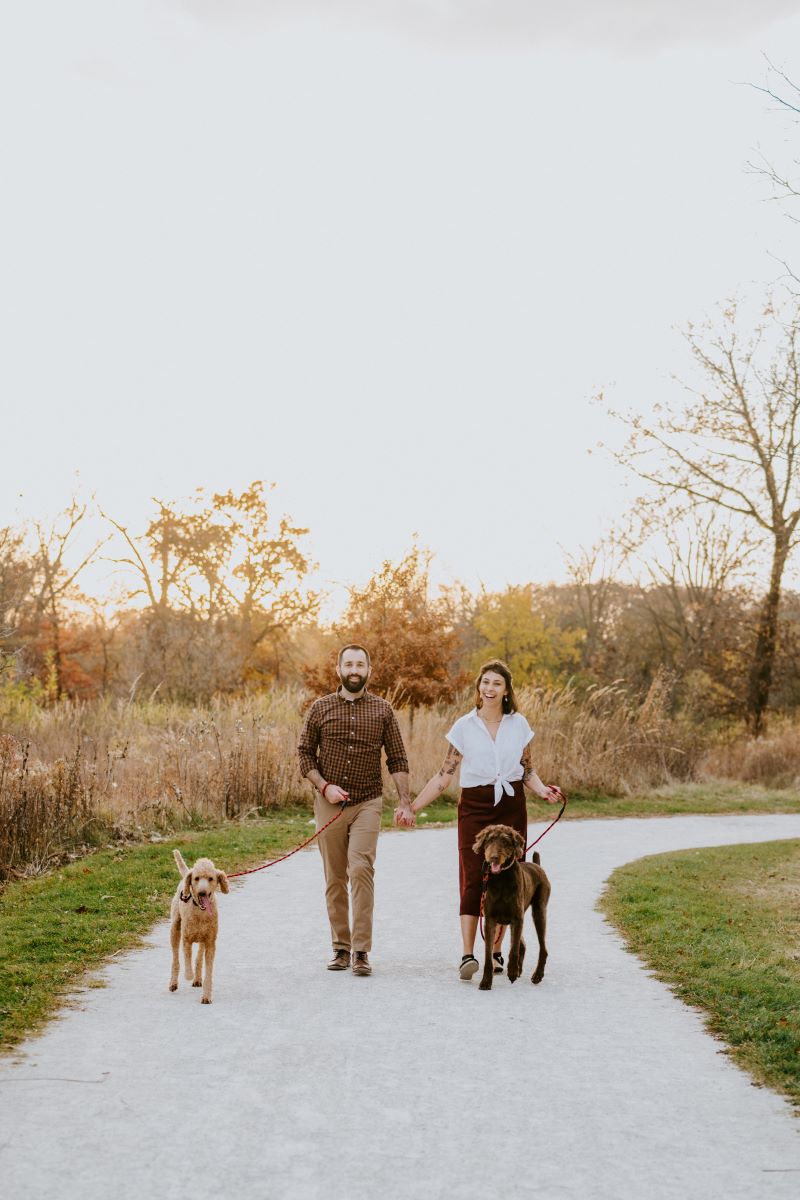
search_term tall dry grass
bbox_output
[0,738,98,879]
[3,676,799,882]
[0,689,308,880]
[699,720,800,789]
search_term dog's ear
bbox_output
[472,828,488,856]
[217,870,229,894]
[511,830,525,859]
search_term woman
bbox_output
[399,660,562,979]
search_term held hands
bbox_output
[394,803,416,828]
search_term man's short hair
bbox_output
[338,643,371,668]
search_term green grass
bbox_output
[541,781,800,819]
[600,838,800,1107]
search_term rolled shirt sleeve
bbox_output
[383,707,409,775]
[445,714,466,754]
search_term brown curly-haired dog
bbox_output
[473,824,550,992]
[169,850,229,1004]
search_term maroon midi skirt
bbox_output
[458,780,528,917]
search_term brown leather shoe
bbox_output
[352,951,372,976]
[327,949,351,971]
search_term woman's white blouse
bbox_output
[446,709,534,805]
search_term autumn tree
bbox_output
[105,482,318,696]
[562,528,637,679]
[0,527,34,649]
[305,547,464,706]
[29,502,105,699]
[469,584,584,687]
[614,299,800,733]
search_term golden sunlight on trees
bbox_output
[1,489,800,733]
[469,584,583,686]
[304,546,465,706]
[103,482,318,698]
[0,503,104,701]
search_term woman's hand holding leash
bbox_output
[543,785,565,805]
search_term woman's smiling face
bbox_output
[479,671,507,707]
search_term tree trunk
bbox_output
[746,535,789,736]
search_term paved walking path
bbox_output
[2,814,800,1199]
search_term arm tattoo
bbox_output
[437,745,462,780]
[521,744,536,784]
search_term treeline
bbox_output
[1,494,799,726]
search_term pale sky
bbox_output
[3,1,800,611]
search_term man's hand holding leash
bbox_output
[321,783,349,805]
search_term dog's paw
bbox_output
[531,970,545,985]
[192,980,202,987]
[478,978,493,991]
[169,983,178,992]
[507,969,519,983]
[201,997,212,1004]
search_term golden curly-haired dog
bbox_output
[169,850,229,1004]
[473,824,550,992]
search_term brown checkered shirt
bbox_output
[298,689,409,803]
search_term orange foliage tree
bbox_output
[304,547,466,706]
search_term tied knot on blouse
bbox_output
[446,709,535,805]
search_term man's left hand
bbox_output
[394,804,416,828]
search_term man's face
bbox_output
[338,649,370,693]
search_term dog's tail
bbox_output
[173,849,189,878]
[532,851,541,865]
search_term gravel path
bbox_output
[2,814,800,1200]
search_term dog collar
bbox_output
[180,890,200,907]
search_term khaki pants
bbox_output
[314,794,383,953]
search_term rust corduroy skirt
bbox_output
[457,780,527,917]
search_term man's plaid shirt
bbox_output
[298,689,409,803]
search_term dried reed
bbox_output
[2,678,797,882]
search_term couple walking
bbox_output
[297,644,562,978]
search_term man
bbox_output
[298,644,413,976]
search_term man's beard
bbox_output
[341,673,367,693]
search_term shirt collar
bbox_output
[336,686,369,704]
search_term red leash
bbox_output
[227,805,345,879]
[524,788,567,854]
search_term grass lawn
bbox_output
[601,838,800,1107]
[538,781,800,820]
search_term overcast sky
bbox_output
[2,1,800,611]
